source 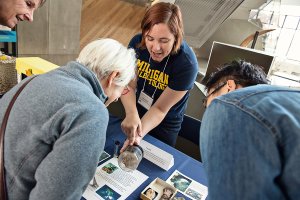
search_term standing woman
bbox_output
[0,0,46,28]
[121,2,198,149]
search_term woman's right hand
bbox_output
[121,113,142,145]
[120,136,143,153]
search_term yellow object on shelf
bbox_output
[16,57,59,75]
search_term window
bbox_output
[249,0,300,63]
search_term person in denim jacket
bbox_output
[200,59,300,199]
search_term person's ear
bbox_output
[106,71,119,87]
[226,80,237,92]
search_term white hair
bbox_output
[77,38,136,86]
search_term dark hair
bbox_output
[202,59,268,91]
[139,2,184,54]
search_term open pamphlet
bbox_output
[82,157,148,200]
[140,140,174,171]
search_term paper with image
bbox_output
[166,170,207,200]
[98,151,110,165]
[82,157,148,200]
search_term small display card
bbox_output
[140,140,174,171]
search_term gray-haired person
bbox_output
[0,38,136,199]
[0,0,46,28]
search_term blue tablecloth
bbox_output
[103,115,207,199]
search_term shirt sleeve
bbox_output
[168,45,198,91]
[29,103,108,200]
[128,33,142,49]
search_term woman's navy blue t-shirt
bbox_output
[129,34,198,141]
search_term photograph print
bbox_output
[170,172,192,192]
[96,185,121,200]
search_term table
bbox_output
[104,115,208,199]
[16,57,58,77]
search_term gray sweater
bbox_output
[0,61,109,200]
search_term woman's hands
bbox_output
[120,135,143,153]
[120,114,143,153]
[121,113,142,145]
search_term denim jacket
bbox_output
[200,85,300,200]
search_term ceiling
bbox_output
[229,0,266,20]
[282,0,300,5]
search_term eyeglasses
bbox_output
[202,82,227,108]
[122,86,130,95]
